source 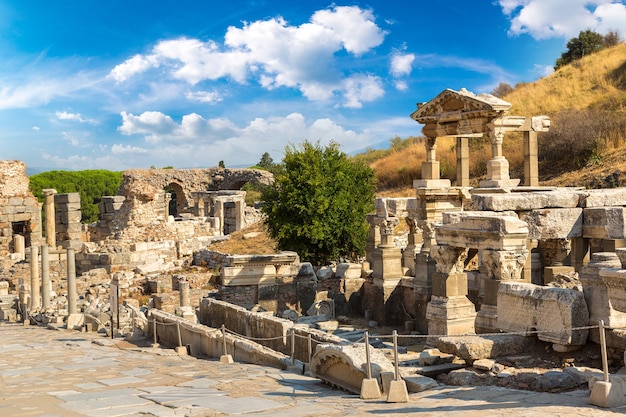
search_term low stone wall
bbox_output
[198,298,347,362]
[148,309,292,369]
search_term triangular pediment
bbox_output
[410,88,511,124]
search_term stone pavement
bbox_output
[0,323,624,417]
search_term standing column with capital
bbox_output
[42,189,57,248]
[479,128,520,189]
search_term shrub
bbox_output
[261,141,376,265]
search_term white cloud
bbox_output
[118,111,179,141]
[310,6,387,55]
[390,52,415,77]
[116,111,376,162]
[111,144,149,155]
[55,110,94,123]
[185,90,223,103]
[108,5,388,108]
[498,0,626,40]
[342,75,384,108]
[32,126,40,132]
[107,54,159,83]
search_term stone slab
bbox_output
[471,189,580,211]
[520,208,583,239]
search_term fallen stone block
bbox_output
[437,334,535,364]
[401,375,438,393]
[497,282,589,347]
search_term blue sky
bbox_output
[1,1,625,171]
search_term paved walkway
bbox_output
[0,323,624,417]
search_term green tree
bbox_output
[555,29,606,70]
[29,170,123,224]
[218,160,225,168]
[261,141,376,265]
[257,152,274,169]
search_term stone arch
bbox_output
[120,168,273,213]
[164,182,186,216]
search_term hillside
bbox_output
[368,42,626,193]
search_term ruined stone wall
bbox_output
[0,160,30,196]
[0,161,42,256]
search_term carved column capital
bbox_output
[431,245,468,274]
[480,249,528,281]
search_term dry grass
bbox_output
[506,43,626,116]
[209,221,277,255]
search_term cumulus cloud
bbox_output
[55,111,94,123]
[390,52,415,77]
[108,5,388,108]
[107,54,159,83]
[111,144,149,155]
[185,90,223,103]
[116,110,375,160]
[498,0,626,39]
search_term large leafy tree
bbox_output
[261,141,376,265]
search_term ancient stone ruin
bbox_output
[2,88,626,407]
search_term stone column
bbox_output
[41,244,51,310]
[523,130,538,187]
[371,216,402,279]
[198,197,205,216]
[29,245,41,310]
[42,189,57,248]
[479,129,520,189]
[67,248,77,315]
[164,193,172,218]
[370,216,403,325]
[13,234,25,260]
[456,137,470,187]
[422,136,439,180]
[176,277,196,321]
[476,248,528,333]
[426,245,476,337]
[179,280,190,307]
[414,137,452,188]
[234,199,244,231]
[402,217,422,276]
[214,199,225,235]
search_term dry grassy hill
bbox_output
[370,42,626,194]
